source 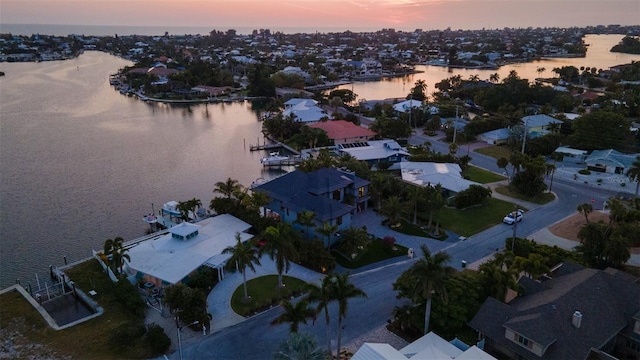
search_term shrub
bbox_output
[109,322,146,347]
[144,324,171,355]
[113,279,146,318]
[453,185,492,209]
[382,236,396,250]
[578,169,591,175]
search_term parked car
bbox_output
[503,209,524,225]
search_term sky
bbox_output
[1,0,639,33]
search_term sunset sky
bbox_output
[1,0,638,33]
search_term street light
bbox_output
[178,320,199,360]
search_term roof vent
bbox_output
[572,311,582,328]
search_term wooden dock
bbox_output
[250,143,281,151]
[261,157,304,167]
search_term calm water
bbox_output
[342,34,640,100]
[1,34,637,288]
[0,52,285,287]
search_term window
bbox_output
[332,189,341,200]
[358,186,365,198]
[518,335,529,347]
[336,216,342,225]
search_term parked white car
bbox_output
[503,209,524,225]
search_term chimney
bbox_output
[572,311,582,328]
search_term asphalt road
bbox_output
[176,130,623,360]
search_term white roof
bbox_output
[351,343,408,360]
[127,214,253,284]
[282,100,327,123]
[338,140,410,161]
[400,162,480,193]
[554,146,588,156]
[401,332,463,358]
[456,346,497,360]
[393,99,423,113]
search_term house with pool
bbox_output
[253,167,370,247]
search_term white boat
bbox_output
[260,151,289,164]
[161,201,182,217]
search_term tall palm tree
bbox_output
[316,221,338,250]
[294,210,316,240]
[330,273,367,359]
[270,299,317,333]
[379,196,404,226]
[369,172,390,210]
[577,203,593,223]
[214,177,243,199]
[261,223,299,288]
[403,185,424,225]
[409,245,452,334]
[104,237,130,277]
[626,155,640,197]
[306,276,335,356]
[489,73,500,83]
[249,189,270,218]
[222,233,261,302]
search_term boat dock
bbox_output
[261,156,304,167]
[249,143,281,151]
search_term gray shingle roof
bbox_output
[469,264,640,360]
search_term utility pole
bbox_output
[521,117,527,154]
[511,204,518,252]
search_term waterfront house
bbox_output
[308,120,377,145]
[336,139,410,167]
[125,214,253,287]
[477,128,511,145]
[282,98,328,123]
[253,168,370,247]
[468,263,640,360]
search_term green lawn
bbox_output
[0,259,158,359]
[230,275,310,317]
[474,145,512,160]
[462,165,507,184]
[494,186,556,205]
[333,238,409,269]
[437,198,525,237]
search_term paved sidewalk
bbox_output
[206,257,326,334]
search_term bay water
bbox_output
[0,34,637,288]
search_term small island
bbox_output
[611,35,640,54]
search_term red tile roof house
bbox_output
[308,120,377,145]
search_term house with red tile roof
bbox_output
[308,120,376,145]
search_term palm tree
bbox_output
[306,276,335,355]
[330,273,367,359]
[249,189,270,218]
[270,299,317,333]
[222,233,261,303]
[512,253,550,279]
[403,185,424,225]
[603,234,631,268]
[478,261,520,302]
[336,226,370,257]
[214,177,243,199]
[294,210,316,240]
[260,224,299,288]
[370,172,390,210]
[316,221,338,250]
[379,196,404,226]
[626,155,640,197]
[409,245,452,334]
[273,332,326,360]
[104,237,130,277]
[577,203,593,223]
[497,157,510,179]
[489,73,500,83]
[577,221,608,267]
